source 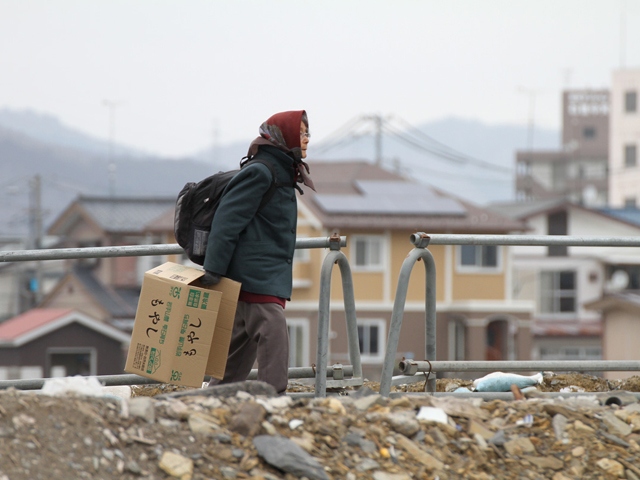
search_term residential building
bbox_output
[287,161,532,380]
[41,163,533,382]
[488,199,640,370]
[608,69,640,207]
[40,196,181,330]
[0,308,130,380]
[516,89,609,206]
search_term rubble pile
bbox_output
[0,375,639,479]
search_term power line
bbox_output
[312,113,513,175]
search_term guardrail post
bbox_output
[315,234,363,397]
[379,232,437,397]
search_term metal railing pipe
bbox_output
[426,233,640,247]
[379,244,436,397]
[0,236,347,263]
[398,359,640,375]
[247,365,354,381]
[315,249,362,397]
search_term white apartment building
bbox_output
[609,69,640,207]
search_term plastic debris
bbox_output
[289,419,304,430]
[515,414,534,427]
[41,376,105,397]
[472,371,543,392]
[416,406,449,424]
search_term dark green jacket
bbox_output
[203,145,297,299]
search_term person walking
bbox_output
[201,110,314,394]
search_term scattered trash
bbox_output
[289,419,304,430]
[473,371,543,392]
[41,376,107,397]
[515,414,534,427]
[416,406,448,424]
[560,385,585,393]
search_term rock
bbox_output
[395,434,444,471]
[253,435,329,480]
[385,411,421,437]
[128,397,155,423]
[355,458,380,471]
[468,419,494,440]
[187,411,220,435]
[601,411,633,437]
[159,380,277,399]
[352,393,383,411]
[227,402,266,437]
[158,451,193,479]
[523,454,564,470]
[503,436,536,456]
[596,458,625,477]
[372,472,412,480]
[552,413,568,440]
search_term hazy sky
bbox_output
[1,0,638,157]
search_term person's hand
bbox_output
[201,271,221,286]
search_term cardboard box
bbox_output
[125,262,240,387]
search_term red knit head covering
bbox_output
[246,110,315,192]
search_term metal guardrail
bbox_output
[3,232,640,399]
[0,236,347,263]
[377,232,640,398]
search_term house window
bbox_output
[287,319,309,368]
[540,271,576,314]
[539,346,601,361]
[357,319,385,362]
[547,211,568,257]
[625,144,637,168]
[459,245,499,269]
[77,240,102,267]
[352,235,384,270]
[583,127,596,139]
[625,91,637,113]
[448,319,465,361]
[625,197,637,209]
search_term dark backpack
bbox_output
[174,158,282,266]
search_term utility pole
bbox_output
[103,99,124,197]
[517,87,540,153]
[29,174,43,304]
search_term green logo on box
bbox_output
[146,347,161,374]
[187,289,201,308]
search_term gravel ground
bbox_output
[0,374,638,480]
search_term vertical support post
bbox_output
[379,233,436,397]
[315,235,362,397]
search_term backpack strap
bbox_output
[240,156,289,211]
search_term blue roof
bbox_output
[597,208,640,227]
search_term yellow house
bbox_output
[288,161,533,380]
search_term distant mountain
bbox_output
[0,109,559,238]
[0,108,137,158]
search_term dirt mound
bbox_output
[0,374,639,479]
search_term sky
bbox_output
[1,0,639,158]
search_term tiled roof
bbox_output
[0,308,73,341]
[0,308,130,346]
[72,266,138,318]
[597,208,640,227]
[300,161,526,232]
[48,196,175,235]
[78,196,175,232]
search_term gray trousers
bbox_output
[208,301,289,394]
